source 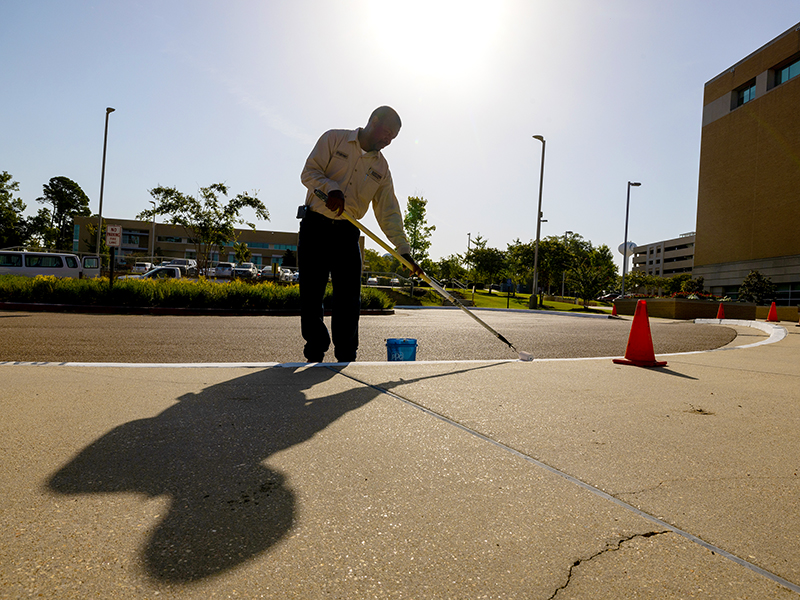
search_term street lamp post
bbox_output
[561,230,573,297]
[621,181,641,296]
[529,135,546,308]
[149,200,156,259]
[96,107,115,257]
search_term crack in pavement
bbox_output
[547,531,669,599]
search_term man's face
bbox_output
[364,118,400,152]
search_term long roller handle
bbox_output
[312,189,519,353]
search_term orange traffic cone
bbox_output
[611,303,618,317]
[716,303,725,320]
[613,300,668,368]
[767,302,778,322]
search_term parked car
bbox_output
[259,265,273,279]
[163,258,197,277]
[390,277,400,286]
[132,261,153,273]
[215,262,234,278]
[119,266,182,280]
[596,291,621,302]
[231,262,258,279]
[279,267,298,283]
[367,277,378,286]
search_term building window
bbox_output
[776,57,800,85]
[736,80,756,107]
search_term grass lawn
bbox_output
[414,288,612,314]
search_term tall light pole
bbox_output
[466,232,472,280]
[529,135,546,308]
[149,200,156,259]
[621,181,641,296]
[96,107,115,256]
[561,230,573,297]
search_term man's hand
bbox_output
[325,189,345,216]
[401,253,424,277]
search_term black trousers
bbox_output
[298,210,363,362]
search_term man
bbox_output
[299,106,422,363]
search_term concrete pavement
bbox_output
[1,316,799,598]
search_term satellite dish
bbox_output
[618,241,637,256]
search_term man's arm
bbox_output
[400,253,424,277]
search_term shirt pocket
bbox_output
[357,166,384,202]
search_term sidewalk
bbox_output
[1,320,798,598]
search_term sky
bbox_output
[3,0,799,272]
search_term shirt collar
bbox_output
[351,127,379,157]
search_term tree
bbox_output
[435,254,467,283]
[467,246,506,292]
[738,270,776,304]
[0,171,28,248]
[83,221,110,257]
[403,196,436,263]
[138,183,268,277]
[505,239,535,292]
[281,248,297,268]
[680,276,705,294]
[364,248,392,273]
[662,273,692,295]
[36,176,92,250]
[233,241,252,264]
[566,245,617,306]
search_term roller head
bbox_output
[518,351,534,362]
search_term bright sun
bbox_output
[367,0,505,81]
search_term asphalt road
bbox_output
[0,308,738,363]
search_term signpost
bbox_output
[105,225,122,286]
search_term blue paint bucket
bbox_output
[386,338,418,361]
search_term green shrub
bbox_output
[0,275,394,311]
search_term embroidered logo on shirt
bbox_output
[335,150,349,159]
[367,167,383,182]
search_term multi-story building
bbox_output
[631,233,695,278]
[694,22,800,305]
[73,216,298,269]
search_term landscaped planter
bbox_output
[613,298,757,320]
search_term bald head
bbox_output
[369,106,402,129]
[359,106,402,153]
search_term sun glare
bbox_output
[367,0,505,81]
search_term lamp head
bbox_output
[533,135,544,142]
[106,107,115,114]
[629,181,641,187]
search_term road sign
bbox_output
[106,224,122,248]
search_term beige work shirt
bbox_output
[301,128,411,256]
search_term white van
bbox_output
[0,251,102,279]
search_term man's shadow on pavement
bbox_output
[46,366,380,583]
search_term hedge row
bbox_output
[0,275,394,311]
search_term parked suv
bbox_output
[231,262,258,279]
[132,261,153,273]
[163,258,197,276]
[215,262,234,278]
